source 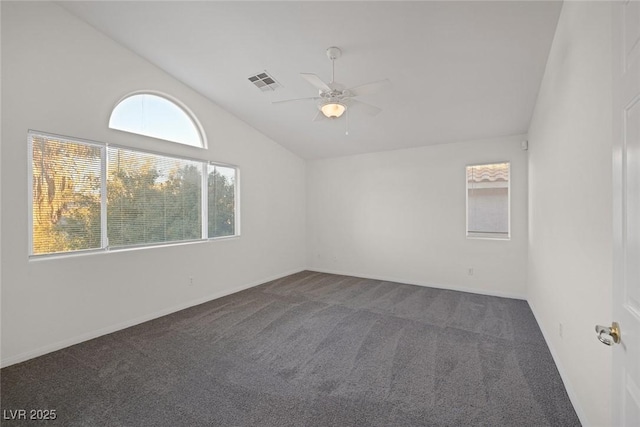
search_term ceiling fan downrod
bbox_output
[326,46,341,84]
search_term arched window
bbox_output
[109,92,206,148]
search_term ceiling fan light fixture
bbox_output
[321,102,346,118]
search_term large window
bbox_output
[29,132,237,256]
[466,162,510,239]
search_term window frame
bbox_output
[465,161,511,240]
[108,91,208,149]
[28,130,239,259]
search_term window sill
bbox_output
[466,232,510,240]
[29,235,240,262]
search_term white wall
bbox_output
[0,1,306,366]
[527,2,613,426]
[307,135,528,298]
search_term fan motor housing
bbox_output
[326,46,342,60]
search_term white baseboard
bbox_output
[307,267,526,300]
[0,268,304,368]
[527,300,589,427]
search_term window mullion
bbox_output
[202,162,208,239]
[101,145,108,249]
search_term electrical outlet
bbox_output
[559,322,563,339]
[188,276,194,286]
[468,267,474,276]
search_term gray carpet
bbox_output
[1,271,580,426]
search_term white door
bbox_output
[611,0,640,425]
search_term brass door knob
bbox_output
[595,322,621,346]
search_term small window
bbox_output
[109,93,205,148]
[208,164,237,238]
[466,162,510,239]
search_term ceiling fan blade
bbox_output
[272,96,319,104]
[350,99,382,116]
[301,73,331,92]
[312,110,325,122]
[347,79,391,97]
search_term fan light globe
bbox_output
[321,102,346,118]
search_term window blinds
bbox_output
[29,131,237,257]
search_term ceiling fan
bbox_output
[273,46,391,121]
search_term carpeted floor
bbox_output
[1,271,580,426]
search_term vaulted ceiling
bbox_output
[59,1,562,159]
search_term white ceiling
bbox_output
[59,1,562,159]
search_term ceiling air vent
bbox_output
[248,71,281,92]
